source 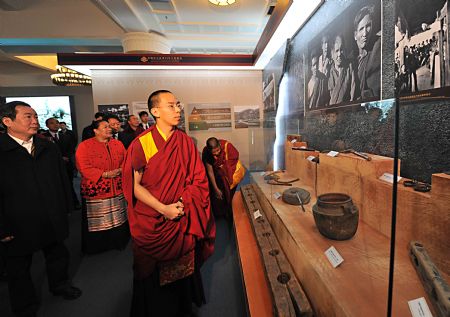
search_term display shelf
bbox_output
[251,172,437,317]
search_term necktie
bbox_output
[31,143,35,157]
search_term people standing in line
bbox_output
[122,90,215,317]
[122,115,145,149]
[138,111,152,130]
[75,120,129,255]
[43,118,81,209]
[81,112,104,141]
[202,137,244,219]
[0,101,82,317]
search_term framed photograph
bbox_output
[98,104,130,123]
[263,73,276,113]
[305,0,381,112]
[395,0,450,99]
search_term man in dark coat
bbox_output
[42,118,81,209]
[0,101,81,317]
[107,114,131,148]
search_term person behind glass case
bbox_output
[0,101,81,317]
[122,90,215,317]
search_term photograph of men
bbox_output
[305,0,381,111]
[308,53,330,109]
[354,5,381,98]
[328,34,359,105]
[395,0,449,94]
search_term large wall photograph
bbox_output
[305,0,381,112]
[395,0,450,99]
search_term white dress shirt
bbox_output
[8,133,34,154]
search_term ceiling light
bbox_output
[208,0,236,6]
[51,66,92,86]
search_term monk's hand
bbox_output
[1,235,14,243]
[215,188,224,200]
[163,202,185,220]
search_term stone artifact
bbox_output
[409,241,450,317]
[282,188,311,206]
[312,193,359,240]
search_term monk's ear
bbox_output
[150,107,159,119]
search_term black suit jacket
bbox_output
[0,134,72,256]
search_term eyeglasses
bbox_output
[157,102,184,112]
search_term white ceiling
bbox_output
[0,0,274,67]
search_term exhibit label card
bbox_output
[327,151,339,157]
[408,297,433,317]
[253,209,262,220]
[379,172,403,184]
[273,192,282,200]
[290,138,297,143]
[325,246,344,268]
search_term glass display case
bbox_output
[239,0,450,316]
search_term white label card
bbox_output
[253,209,262,219]
[307,156,316,161]
[327,151,339,157]
[260,171,266,176]
[379,172,403,184]
[408,297,433,317]
[290,139,297,143]
[325,246,344,268]
[273,192,282,200]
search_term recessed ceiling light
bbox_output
[208,0,236,6]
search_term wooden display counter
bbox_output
[232,193,273,317]
[250,171,440,317]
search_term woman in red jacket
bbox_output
[76,120,129,254]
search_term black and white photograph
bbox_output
[98,104,130,122]
[234,105,260,129]
[395,0,449,95]
[263,73,276,113]
[305,0,381,112]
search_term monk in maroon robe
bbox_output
[122,90,215,317]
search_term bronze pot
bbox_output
[312,193,359,240]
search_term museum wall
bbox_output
[0,85,94,140]
[263,0,450,182]
[91,69,264,169]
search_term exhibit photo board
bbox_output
[187,102,232,132]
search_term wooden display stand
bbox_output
[247,138,450,316]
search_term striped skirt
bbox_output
[85,193,127,232]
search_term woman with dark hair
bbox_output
[75,120,129,254]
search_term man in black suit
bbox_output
[0,101,81,317]
[59,121,77,148]
[138,110,152,130]
[107,115,132,149]
[42,118,80,209]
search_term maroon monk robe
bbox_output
[122,126,215,283]
[203,139,239,204]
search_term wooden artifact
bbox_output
[312,193,359,240]
[240,184,313,317]
[409,241,450,317]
